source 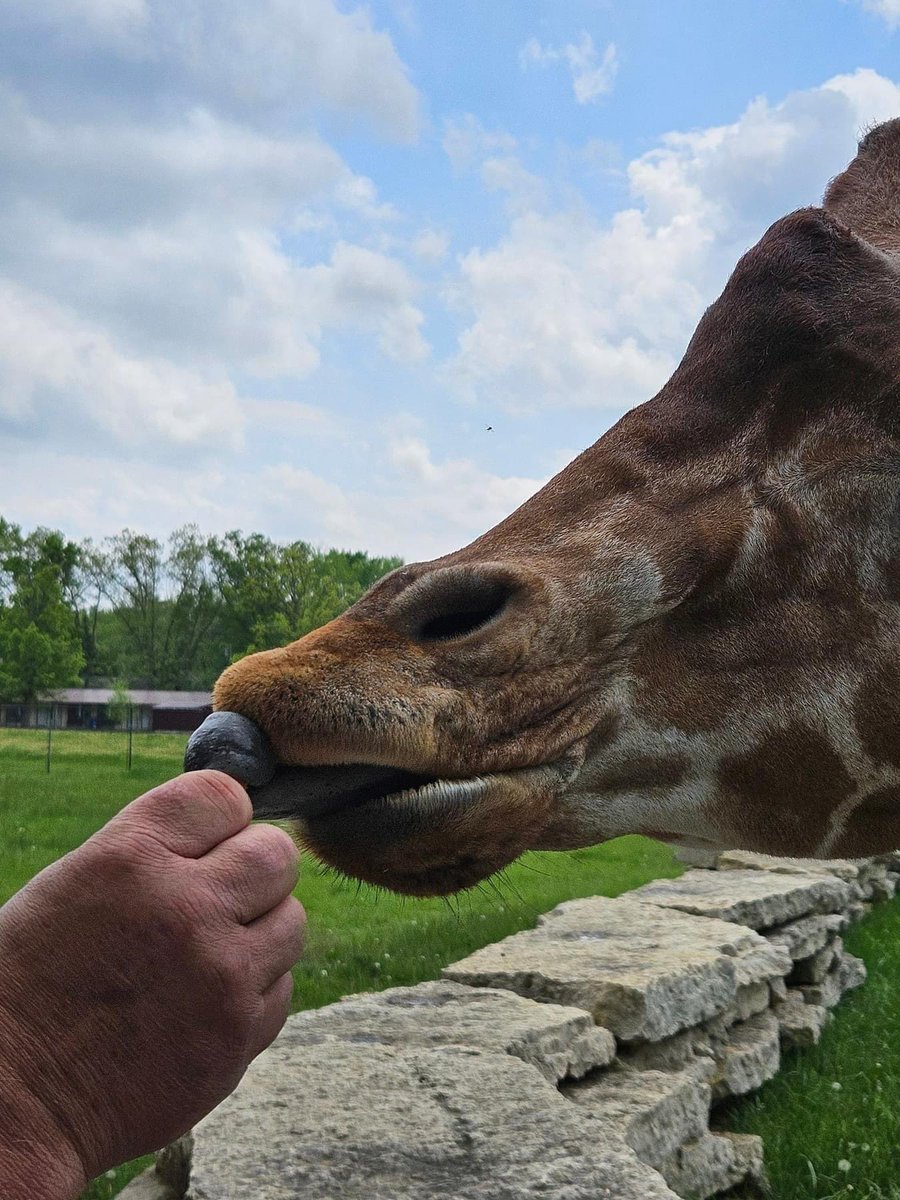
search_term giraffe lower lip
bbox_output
[249,763,441,821]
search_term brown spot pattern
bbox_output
[718,725,854,855]
[832,786,900,856]
[853,663,900,768]
[592,753,689,794]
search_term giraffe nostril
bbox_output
[408,574,515,644]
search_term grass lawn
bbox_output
[727,898,900,1200]
[6,729,900,1200]
[0,728,681,1198]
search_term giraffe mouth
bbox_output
[185,709,547,821]
[185,711,570,895]
[184,711,459,820]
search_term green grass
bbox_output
[0,728,681,1198]
[726,898,900,1200]
[9,729,900,1200]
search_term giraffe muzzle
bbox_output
[184,710,437,821]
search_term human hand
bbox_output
[0,770,304,1199]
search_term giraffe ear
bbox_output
[823,119,900,257]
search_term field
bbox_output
[2,728,900,1200]
[0,728,680,1198]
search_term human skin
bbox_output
[0,770,305,1200]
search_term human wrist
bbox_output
[0,1008,87,1200]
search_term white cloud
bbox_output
[166,0,421,141]
[0,0,421,141]
[0,0,149,48]
[412,229,450,262]
[520,33,618,105]
[0,88,428,388]
[446,68,900,414]
[314,243,428,364]
[0,280,245,453]
[0,435,545,562]
[388,436,544,536]
[0,96,347,227]
[853,0,900,29]
[442,114,518,170]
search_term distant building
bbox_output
[0,688,213,733]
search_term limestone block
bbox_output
[875,849,900,874]
[187,1040,680,1200]
[869,874,898,903]
[444,895,788,1042]
[619,1030,707,1073]
[773,991,830,1049]
[674,846,721,869]
[621,1007,780,1097]
[708,1011,780,1101]
[631,869,851,930]
[660,1132,766,1199]
[840,952,868,991]
[118,1169,178,1200]
[769,976,788,1003]
[798,953,867,1009]
[278,980,616,1083]
[564,1060,712,1169]
[790,938,843,986]
[723,980,774,1025]
[765,912,846,960]
[717,850,867,887]
[856,861,890,899]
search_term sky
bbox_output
[1,0,900,563]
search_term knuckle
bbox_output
[251,826,299,875]
[139,772,251,830]
[229,827,298,886]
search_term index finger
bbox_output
[114,770,253,858]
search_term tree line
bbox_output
[0,519,402,704]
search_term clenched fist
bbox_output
[0,771,305,1200]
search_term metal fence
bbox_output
[0,719,189,774]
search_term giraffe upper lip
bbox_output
[185,711,440,820]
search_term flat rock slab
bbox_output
[798,954,867,1009]
[187,1041,680,1200]
[765,913,847,961]
[631,869,850,930]
[444,896,789,1043]
[661,1132,766,1200]
[564,1060,712,1169]
[717,851,868,885]
[774,991,830,1049]
[277,980,616,1083]
[709,1011,780,1101]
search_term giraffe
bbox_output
[197,119,900,898]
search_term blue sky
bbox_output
[1,0,898,560]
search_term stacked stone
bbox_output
[677,851,878,1047]
[444,870,860,1199]
[124,855,895,1200]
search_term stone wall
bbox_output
[123,850,900,1200]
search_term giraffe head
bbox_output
[212,121,900,896]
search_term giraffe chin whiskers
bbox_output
[291,760,573,898]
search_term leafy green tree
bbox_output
[0,523,84,708]
[209,532,401,661]
[69,540,112,684]
[0,516,403,694]
[102,526,220,688]
[106,681,133,728]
